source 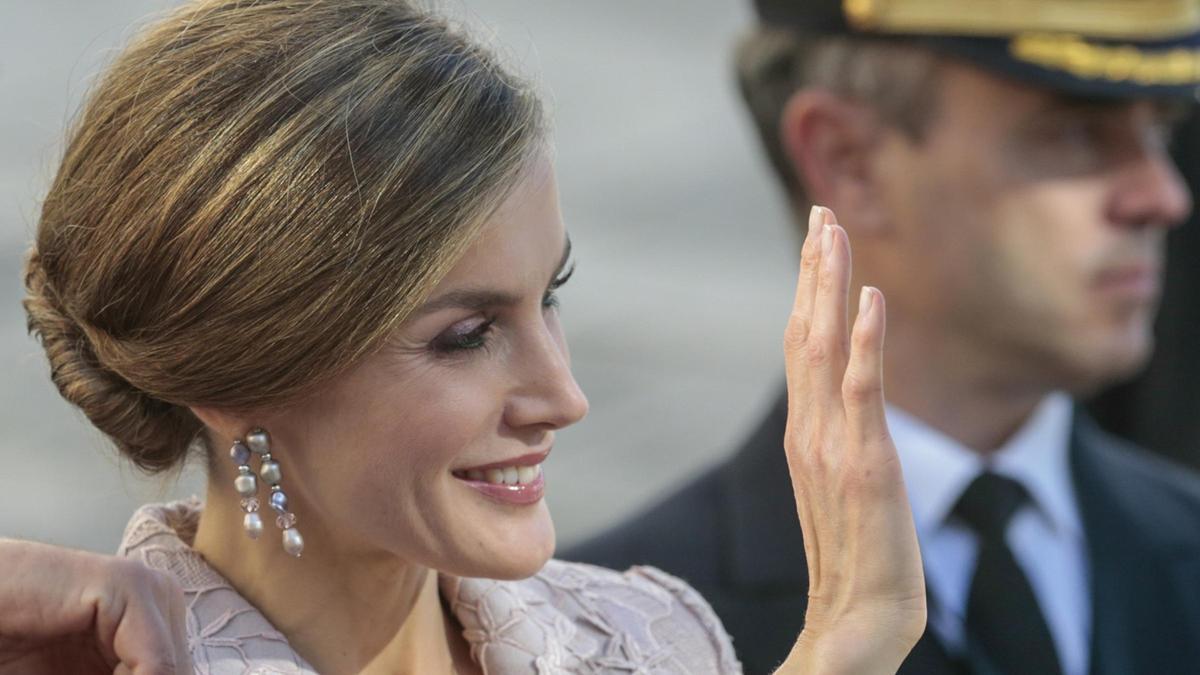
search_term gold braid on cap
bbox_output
[844,0,1200,41]
[1010,33,1200,85]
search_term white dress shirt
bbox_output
[887,393,1091,675]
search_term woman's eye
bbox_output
[432,318,495,354]
[543,261,575,309]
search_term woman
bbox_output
[18,0,924,672]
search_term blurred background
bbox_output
[0,0,801,552]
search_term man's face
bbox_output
[872,61,1192,395]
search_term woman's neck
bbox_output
[193,484,465,674]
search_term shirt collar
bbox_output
[887,393,1082,540]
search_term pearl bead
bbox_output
[282,527,304,557]
[234,474,257,497]
[246,429,271,454]
[243,512,264,539]
[259,460,282,484]
[269,489,289,513]
[229,441,251,465]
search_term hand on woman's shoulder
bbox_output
[0,538,192,675]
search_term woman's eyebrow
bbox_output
[416,289,521,315]
[416,235,574,317]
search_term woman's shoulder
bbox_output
[443,558,743,674]
[118,500,319,674]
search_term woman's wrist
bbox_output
[777,614,921,675]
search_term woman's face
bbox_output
[245,156,588,579]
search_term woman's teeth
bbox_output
[465,464,542,486]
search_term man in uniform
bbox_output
[567,2,1200,673]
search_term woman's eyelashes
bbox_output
[543,261,575,310]
[432,260,575,355]
[432,316,497,354]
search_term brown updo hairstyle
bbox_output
[23,0,545,473]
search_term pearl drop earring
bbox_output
[230,439,263,539]
[229,428,304,557]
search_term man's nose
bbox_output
[1107,141,1193,230]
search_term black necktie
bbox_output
[953,472,1063,675]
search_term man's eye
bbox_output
[1046,119,1102,147]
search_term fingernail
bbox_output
[808,205,823,241]
[821,224,834,255]
[859,286,873,317]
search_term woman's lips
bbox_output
[456,451,548,473]
[454,465,545,505]
[452,451,549,506]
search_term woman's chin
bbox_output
[454,503,556,580]
[483,552,553,580]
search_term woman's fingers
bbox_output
[784,206,833,408]
[793,207,828,329]
[843,286,889,449]
[784,206,836,584]
[786,206,852,425]
[807,221,852,406]
[784,208,860,595]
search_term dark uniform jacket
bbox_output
[564,392,1200,675]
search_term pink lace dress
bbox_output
[117,500,743,674]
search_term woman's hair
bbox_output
[23,0,545,473]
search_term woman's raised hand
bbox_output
[777,206,926,674]
[0,539,192,675]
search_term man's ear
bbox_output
[780,89,891,235]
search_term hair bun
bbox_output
[23,251,201,473]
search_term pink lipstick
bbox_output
[452,451,549,506]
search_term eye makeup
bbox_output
[431,316,497,354]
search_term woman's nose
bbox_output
[505,323,589,431]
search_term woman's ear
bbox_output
[779,90,892,235]
[188,405,246,446]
